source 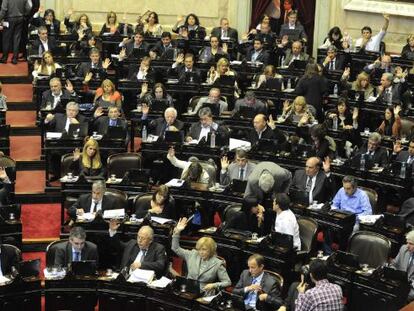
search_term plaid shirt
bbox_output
[296,279,343,311]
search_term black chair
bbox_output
[359,186,379,214]
[45,239,68,266]
[104,188,128,211]
[107,152,142,179]
[348,231,391,268]
[61,153,75,177]
[297,216,318,257]
[133,193,152,217]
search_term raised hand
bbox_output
[0,167,8,180]
[84,72,93,84]
[393,140,403,154]
[352,107,359,120]
[141,82,148,95]
[174,217,188,233]
[67,8,73,17]
[175,53,184,64]
[342,67,351,79]
[220,156,229,170]
[65,80,74,93]
[94,106,104,118]
[73,147,81,160]
[322,156,331,173]
[394,105,402,116]
[222,43,228,54]
[45,113,54,122]
[102,58,111,69]
[177,15,184,23]
[119,48,126,59]
[109,219,121,231]
[282,100,291,112]
[267,114,276,129]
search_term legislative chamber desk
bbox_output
[0,277,41,311]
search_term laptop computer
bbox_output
[174,276,201,296]
[71,260,97,276]
[201,103,220,116]
[269,231,294,251]
[259,77,282,91]
[131,48,147,59]
[334,250,359,269]
[253,138,279,153]
[180,72,201,84]
[18,259,41,278]
[289,59,307,70]
[238,106,256,119]
[123,168,151,184]
[213,75,235,87]
[67,123,88,138]
[230,179,247,194]
[106,126,126,139]
[283,29,301,41]
[289,188,309,206]
[164,130,184,143]
[350,153,375,170]
[151,99,169,113]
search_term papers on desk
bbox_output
[200,294,219,303]
[0,275,10,285]
[77,212,95,221]
[230,61,242,65]
[127,268,155,284]
[103,209,125,219]
[106,177,123,184]
[60,175,79,183]
[1,22,9,28]
[366,96,377,102]
[46,132,63,139]
[358,214,383,224]
[146,134,159,143]
[91,134,103,140]
[150,216,175,224]
[43,268,66,279]
[283,88,295,93]
[186,139,199,145]
[308,203,325,210]
[149,276,173,288]
[111,54,120,59]
[165,179,185,188]
[229,138,251,151]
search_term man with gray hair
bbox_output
[141,106,184,138]
[44,101,87,133]
[355,131,388,167]
[321,45,345,72]
[233,91,267,116]
[68,180,119,220]
[376,71,408,106]
[244,161,292,203]
[40,78,78,112]
[392,230,414,302]
[189,87,228,116]
[54,226,98,266]
[186,107,228,143]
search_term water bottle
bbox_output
[400,162,407,179]
[210,131,216,148]
[142,125,147,142]
[287,78,291,89]
[173,48,178,61]
[333,83,338,96]
[360,154,366,171]
[123,24,128,36]
[332,115,338,130]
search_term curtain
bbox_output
[250,0,272,29]
[295,0,316,54]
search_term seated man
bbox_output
[321,45,345,72]
[376,72,408,107]
[68,181,118,220]
[220,148,256,186]
[54,226,98,266]
[391,230,414,302]
[199,35,229,63]
[210,17,238,42]
[233,253,283,310]
[186,107,228,143]
[355,13,389,52]
[31,25,58,56]
[273,193,301,250]
[364,54,394,76]
[92,106,128,136]
[354,132,388,167]
[142,106,184,138]
[170,53,201,84]
[244,161,292,203]
[244,37,270,65]
[392,138,414,165]
[44,101,87,133]
[76,47,110,80]
[118,31,149,60]
[290,157,335,204]
[282,40,309,67]
[295,259,343,311]
[149,32,176,60]
[247,114,287,146]
[0,241,21,275]
[279,10,307,42]
[40,78,77,112]
[189,88,228,116]
[233,91,267,116]
[109,220,168,278]
[0,166,12,206]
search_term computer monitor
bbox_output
[106,126,126,139]
[123,168,151,184]
[131,48,147,59]
[230,179,247,194]
[67,123,88,138]
[213,75,235,87]
[71,260,97,276]
[164,130,184,143]
[289,59,307,70]
[259,77,282,91]
[18,259,40,278]
[174,276,201,296]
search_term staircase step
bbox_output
[16,160,45,171]
[15,170,45,194]
[6,111,36,127]
[8,102,37,111]
[2,84,32,103]
[0,61,29,80]
[10,136,41,161]
[10,126,40,136]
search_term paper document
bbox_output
[229,138,251,151]
[60,175,79,183]
[151,216,175,225]
[127,269,155,284]
[77,212,95,221]
[165,179,185,187]
[46,132,62,139]
[0,276,10,284]
[146,135,159,143]
[150,276,173,288]
[103,209,125,219]
[358,214,383,224]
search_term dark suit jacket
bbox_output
[76,61,106,78]
[291,169,336,203]
[220,162,256,186]
[169,64,201,83]
[150,42,176,59]
[40,89,78,112]
[247,126,287,146]
[124,41,149,58]
[31,37,58,55]
[295,75,328,115]
[93,116,128,136]
[127,65,155,82]
[394,150,412,163]
[45,113,87,133]
[283,50,309,66]
[279,23,307,41]
[111,237,167,278]
[54,241,98,267]
[210,26,238,42]
[0,244,20,275]
[31,18,61,35]
[187,122,228,142]
[144,117,184,137]
[0,180,11,206]
[356,145,389,167]
[322,55,346,72]
[233,270,283,310]
[245,47,270,65]
[376,82,407,105]
[68,193,118,219]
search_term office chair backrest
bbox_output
[359,186,378,214]
[46,239,69,266]
[297,216,318,253]
[107,152,142,179]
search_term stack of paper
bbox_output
[77,212,95,221]
[165,179,185,188]
[127,269,155,284]
[103,209,125,219]
[151,216,175,225]
[46,132,62,139]
[149,276,173,288]
[358,214,383,224]
[229,138,251,151]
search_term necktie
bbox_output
[74,251,80,262]
[140,250,147,263]
[222,30,227,38]
[408,156,414,165]
[91,201,98,213]
[329,61,334,70]
[245,277,259,307]
[408,253,414,270]
[305,177,312,192]
[109,119,116,127]
[239,168,245,180]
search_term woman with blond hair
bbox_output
[32,51,62,79]
[172,217,231,295]
[64,10,93,40]
[99,11,120,35]
[207,57,235,84]
[70,138,105,178]
[341,68,375,99]
[93,79,122,109]
[280,96,316,126]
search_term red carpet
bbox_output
[1,84,32,102]
[0,57,28,77]
[6,111,37,126]
[10,135,41,160]
[16,170,45,193]
[21,203,61,240]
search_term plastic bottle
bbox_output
[360,154,366,171]
[332,115,338,130]
[210,132,216,148]
[400,162,407,178]
[142,125,147,142]
[333,84,338,96]
[287,78,291,89]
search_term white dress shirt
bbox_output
[355,29,386,52]
[275,209,301,250]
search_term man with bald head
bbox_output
[283,40,309,67]
[109,221,168,278]
[290,157,336,204]
[142,106,184,139]
[247,114,287,146]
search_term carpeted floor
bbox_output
[2,84,33,102]
[6,111,37,127]
[16,171,45,193]
[10,135,41,161]
[21,204,61,240]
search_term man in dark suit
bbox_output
[279,10,307,42]
[291,157,336,204]
[0,242,20,275]
[392,139,414,164]
[30,25,57,56]
[149,32,176,60]
[376,72,408,106]
[92,106,128,137]
[245,37,270,65]
[68,181,118,220]
[282,40,309,67]
[169,52,201,84]
[233,254,283,310]
[76,47,110,80]
[54,226,98,267]
[142,106,184,138]
[40,78,78,112]
[210,18,238,42]
[233,91,267,116]
[355,132,388,167]
[220,148,256,186]
[392,230,414,301]
[247,114,287,146]
[44,101,87,133]
[109,221,168,278]
[321,45,345,73]
[118,31,149,60]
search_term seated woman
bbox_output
[32,7,61,35]
[142,11,163,37]
[280,96,316,126]
[255,64,283,89]
[64,9,93,40]
[70,138,106,178]
[135,185,176,219]
[207,57,236,84]
[93,79,122,109]
[401,34,414,60]
[166,147,212,187]
[172,217,231,295]
[74,35,101,57]
[319,26,352,51]
[173,13,206,40]
[0,82,8,111]
[309,124,335,159]
[377,105,402,138]
[326,97,358,130]
[138,82,174,107]
[32,51,62,79]
[99,11,121,36]
[199,35,228,63]
[341,69,375,99]
[128,56,153,82]
[272,193,301,250]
